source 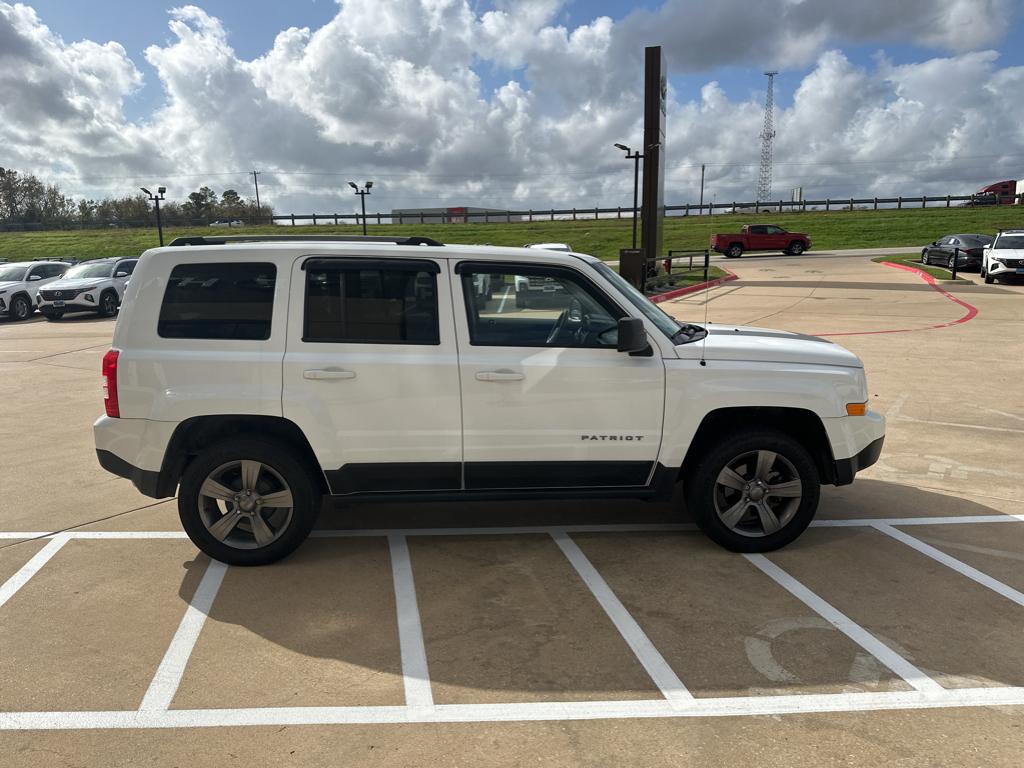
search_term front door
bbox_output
[453,261,666,490]
[282,255,462,494]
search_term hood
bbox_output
[48,277,107,290]
[0,281,24,292]
[991,248,1024,259]
[676,324,862,368]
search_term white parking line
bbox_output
[551,531,693,706]
[4,687,1024,730]
[874,523,1024,608]
[388,534,434,711]
[0,533,70,609]
[744,554,944,694]
[138,559,228,711]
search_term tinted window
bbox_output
[749,226,767,234]
[42,264,67,278]
[304,260,439,345]
[159,262,276,340]
[115,260,136,276]
[460,264,622,348]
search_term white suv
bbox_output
[94,235,884,565]
[981,229,1024,284]
[0,261,69,321]
[37,257,137,320]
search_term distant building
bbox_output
[390,206,523,224]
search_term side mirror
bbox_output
[28,274,42,281]
[617,317,650,355]
[115,271,128,278]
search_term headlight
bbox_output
[993,257,1006,264]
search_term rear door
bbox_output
[452,260,665,490]
[282,255,462,495]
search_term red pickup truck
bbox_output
[710,225,812,258]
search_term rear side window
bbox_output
[304,259,440,344]
[158,262,276,340]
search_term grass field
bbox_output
[1,205,1022,262]
[871,253,967,281]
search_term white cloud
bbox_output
[0,0,1022,213]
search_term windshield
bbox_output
[63,262,114,279]
[993,235,1024,250]
[0,266,28,282]
[590,261,682,340]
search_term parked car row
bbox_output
[0,257,137,321]
[921,230,1024,284]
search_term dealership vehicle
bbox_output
[94,235,884,565]
[209,219,245,228]
[37,257,137,319]
[710,225,812,258]
[921,234,992,271]
[981,229,1024,284]
[0,261,69,321]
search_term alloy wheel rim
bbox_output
[713,449,802,537]
[197,460,294,550]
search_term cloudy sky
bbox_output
[2,0,1023,214]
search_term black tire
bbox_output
[98,290,119,317]
[946,256,955,270]
[788,241,804,255]
[516,290,529,309]
[178,438,322,566]
[725,244,743,258]
[921,251,930,266]
[684,429,820,553]
[8,294,32,321]
[984,270,994,285]
[43,311,64,321]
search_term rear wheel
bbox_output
[178,438,321,566]
[725,244,743,258]
[684,430,820,552]
[8,295,31,321]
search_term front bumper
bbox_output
[832,436,884,486]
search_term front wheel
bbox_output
[98,291,118,317]
[684,430,820,552]
[8,295,32,321]
[178,438,322,566]
[787,241,804,255]
[922,251,930,266]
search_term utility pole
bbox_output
[141,187,165,246]
[252,170,261,223]
[699,163,705,214]
[757,72,778,202]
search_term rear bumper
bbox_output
[96,449,162,497]
[832,436,884,486]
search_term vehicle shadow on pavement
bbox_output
[171,478,1021,703]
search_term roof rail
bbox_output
[167,235,444,247]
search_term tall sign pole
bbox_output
[641,46,666,273]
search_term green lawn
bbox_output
[871,253,967,281]
[2,204,1022,262]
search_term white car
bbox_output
[94,234,884,565]
[37,257,138,320]
[209,219,245,228]
[0,261,70,321]
[981,229,1024,284]
[525,242,572,252]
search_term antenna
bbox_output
[757,72,778,202]
[699,249,710,366]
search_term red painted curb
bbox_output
[815,261,979,337]
[649,268,739,303]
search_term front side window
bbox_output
[158,262,276,340]
[304,260,440,344]
[460,264,623,348]
[115,260,137,276]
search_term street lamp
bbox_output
[614,144,642,249]
[141,186,166,246]
[349,181,372,236]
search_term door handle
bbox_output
[475,370,524,382]
[303,369,357,380]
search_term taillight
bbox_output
[102,349,120,418]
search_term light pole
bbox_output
[699,163,705,215]
[348,181,373,236]
[141,186,166,246]
[614,143,642,249]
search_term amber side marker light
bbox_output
[846,402,867,416]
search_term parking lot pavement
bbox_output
[1,256,1023,766]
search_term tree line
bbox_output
[0,168,274,230]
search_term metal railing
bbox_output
[620,248,710,295]
[3,193,1021,232]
